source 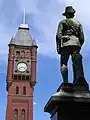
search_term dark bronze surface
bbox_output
[56,6,88,88]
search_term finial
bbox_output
[19,8,29,29]
[23,8,26,24]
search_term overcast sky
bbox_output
[0,0,90,120]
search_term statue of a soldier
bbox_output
[56,6,87,85]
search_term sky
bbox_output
[0,0,90,120]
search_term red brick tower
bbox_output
[6,23,38,120]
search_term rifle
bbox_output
[56,35,62,54]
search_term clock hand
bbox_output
[19,66,25,69]
[21,66,25,68]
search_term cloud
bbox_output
[0,0,90,59]
[65,0,90,25]
[0,0,21,60]
[17,0,65,57]
[17,0,39,14]
[17,0,90,57]
[63,0,90,56]
[0,26,10,61]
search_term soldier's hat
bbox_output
[62,6,76,16]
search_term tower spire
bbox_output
[23,8,26,24]
[19,8,29,29]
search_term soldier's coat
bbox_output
[56,18,84,49]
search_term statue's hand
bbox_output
[57,48,61,54]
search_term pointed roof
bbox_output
[9,23,36,47]
[9,9,37,47]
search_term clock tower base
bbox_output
[6,81,33,120]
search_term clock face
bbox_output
[17,62,27,72]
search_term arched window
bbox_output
[16,86,19,94]
[26,76,29,81]
[25,50,31,57]
[22,109,25,120]
[14,109,18,120]
[18,75,21,80]
[23,86,26,95]
[21,51,25,57]
[16,51,20,57]
[22,75,25,80]
[14,75,17,80]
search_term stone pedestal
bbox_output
[44,83,90,120]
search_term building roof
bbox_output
[10,24,36,47]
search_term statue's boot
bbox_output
[72,53,89,90]
[72,63,77,83]
[72,53,84,81]
[61,64,68,83]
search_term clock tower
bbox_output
[6,23,38,120]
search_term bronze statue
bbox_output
[56,6,86,84]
